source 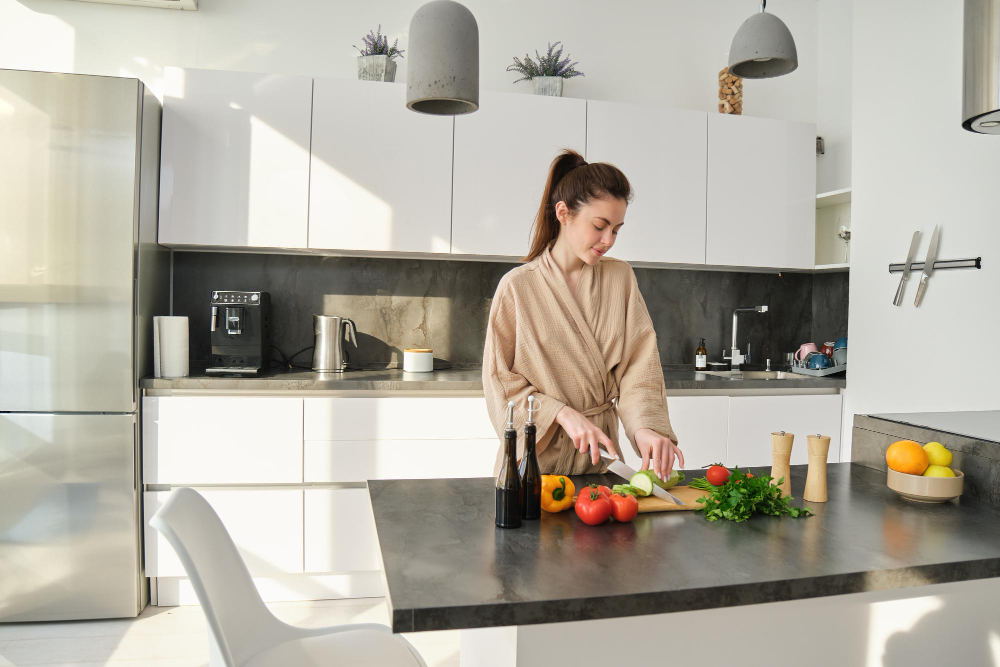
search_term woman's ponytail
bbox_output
[524,149,632,262]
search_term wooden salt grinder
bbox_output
[770,431,794,498]
[803,434,832,502]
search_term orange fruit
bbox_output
[886,440,930,475]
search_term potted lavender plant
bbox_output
[354,25,405,82]
[506,42,584,97]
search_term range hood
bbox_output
[964,0,1000,133]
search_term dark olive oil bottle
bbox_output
[519,395,542,520]
[495,401,521,529]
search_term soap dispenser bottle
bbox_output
[495,401,522,529]
[519,395,542,520]
[695,338,708,371]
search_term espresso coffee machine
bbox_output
[206,290,271,375]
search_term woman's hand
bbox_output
[555,406,616,466]
[635,428,685,481]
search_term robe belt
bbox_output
[580,400,617,418]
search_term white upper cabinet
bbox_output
[308,80,453,254]
[586,102,707,265]
[706,114,815,269]
[158,67,312,248]
[451,91,587,258]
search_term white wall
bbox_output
[843,0,1000,458]
[816,0,852,194]
[0,0,817,123]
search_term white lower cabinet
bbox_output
[304,396,495,441]
[304,488,381,573]
[144,488,304,578]
[143,396,304,484]
[304,438,497,483]
[726,394,843,468]
[618,396,729,472]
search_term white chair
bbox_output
[149,487,427,667]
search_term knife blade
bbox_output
[893,231,921,306]
[914,225,941,307]
[603,456,685,506]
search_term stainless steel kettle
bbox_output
[312,315,357,372]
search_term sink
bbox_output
[699,370,803,380]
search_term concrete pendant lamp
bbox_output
[406,0,479,115]
[728,0,798,79]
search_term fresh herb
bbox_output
[688,477,714,491]
[354,25,405,61]
[695,467,811,523]
[506,42,584,83]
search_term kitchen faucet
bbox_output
[723,305,769,370]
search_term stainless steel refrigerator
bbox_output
[0,69,169,621]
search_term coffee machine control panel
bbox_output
[212,291,261,305]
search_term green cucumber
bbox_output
[633,468,684,491]
[628,472,654,497]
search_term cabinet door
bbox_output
[451,91,587,257]
[304,488,381,573]
[304,439,497,483]
[618,396,729,472]
[727,395,842,468]
[158,67,312,248]
[304,397,495,441]
[144,489,304,577]
[309,79,453,253]
[706,114,815,269]
[587,102,707,264]
[142,396,304,484]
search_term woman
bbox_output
[482,149,684,480]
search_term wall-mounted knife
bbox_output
[893,231,920,306]
[914,226,941,307]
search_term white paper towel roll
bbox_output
[154,316,189,378]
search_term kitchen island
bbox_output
[370,463,1000,666]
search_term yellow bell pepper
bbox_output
[541,475,575,513]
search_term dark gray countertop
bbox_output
[141,367,845,392]
[369,463,1000,633]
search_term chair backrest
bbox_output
[149,487,288,666]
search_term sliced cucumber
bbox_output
[612,484,645,497]
[628,472,654,497]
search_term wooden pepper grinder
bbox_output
[803,434,832,502]
[770,431,794,498]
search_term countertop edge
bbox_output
[395,558,1000,633]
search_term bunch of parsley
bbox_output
[695,467,812,522]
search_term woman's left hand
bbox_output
[634,428,685,481]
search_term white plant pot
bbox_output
[357,55,397,82]
[531,76,564,97]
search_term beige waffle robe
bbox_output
[483,246,678,475]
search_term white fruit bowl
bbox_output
[887,468,964,503]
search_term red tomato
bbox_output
[575,489,612,526]
[609,492,638,523]
[706,465,731,486]
[580,483,612,500]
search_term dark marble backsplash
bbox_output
[172,252,848,368]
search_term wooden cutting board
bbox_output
[636,485,707,512]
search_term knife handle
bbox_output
[914,275,929,307]
[892,274,908,306]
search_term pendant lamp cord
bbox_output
[760,0,766,11]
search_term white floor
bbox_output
[0,598,459,666]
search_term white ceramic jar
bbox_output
[403,348,434,373]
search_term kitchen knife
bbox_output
[914,225,941,307]
[893,231,921,306]
[602,455,686,506]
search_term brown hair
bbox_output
[524,149,633,262]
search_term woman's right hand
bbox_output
[555,406,616,466]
